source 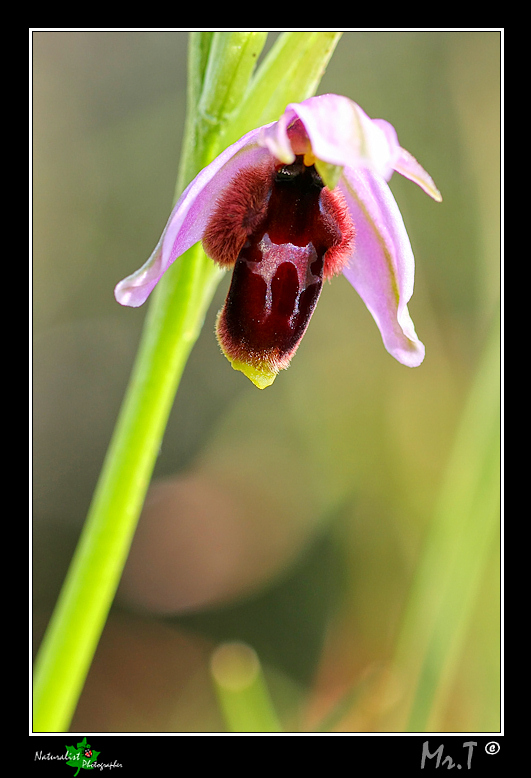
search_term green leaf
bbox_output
[186,31,214,112]
[176,31,268,196]
[224,31,343,145]
[198,32,268,126]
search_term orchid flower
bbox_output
[115,93,441,388]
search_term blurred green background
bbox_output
[33,30,500,732]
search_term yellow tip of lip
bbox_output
[230,359,277,389]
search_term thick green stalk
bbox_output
[33,31,265,732]
[33,241,216,732]
[33,30,343,732]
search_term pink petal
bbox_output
[393,147,443,201]
[114,127,272,307]
[373,119,442,201]
[260,94,398,180]
[339,167,425,367]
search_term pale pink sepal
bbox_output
[339,166,425,367]
[372,119,442,201]
[114,127,271,307]
[260,94,399,181]
[393,146,442,202]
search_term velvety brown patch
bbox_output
[202,159,276,267]
[320,187,356,279]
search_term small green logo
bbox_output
[65,737,100,776]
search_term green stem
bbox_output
[33,30,343,732]
[33,242,221,731]
[33,31,257,733]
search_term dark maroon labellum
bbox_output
[204,155,355,386]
